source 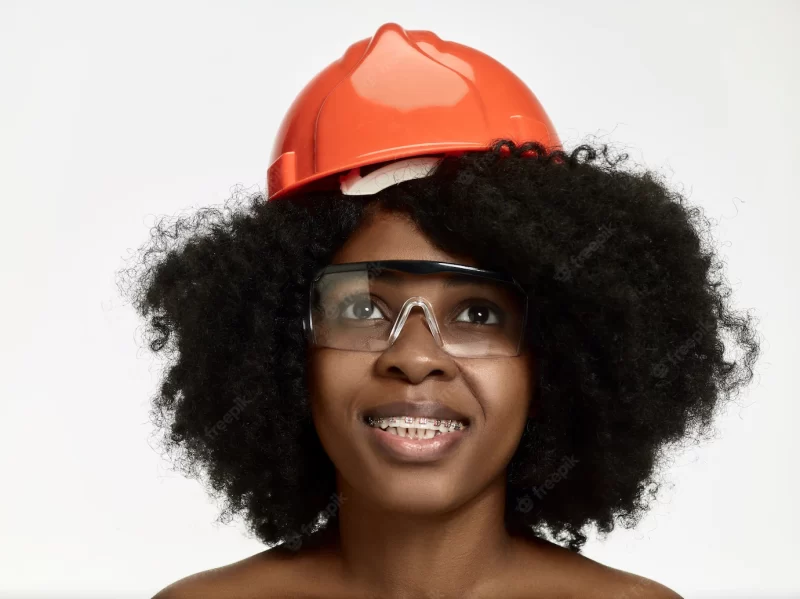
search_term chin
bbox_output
[363,476,472,515]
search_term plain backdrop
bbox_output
[1,1,797,597]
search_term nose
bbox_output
[373,306,458,383]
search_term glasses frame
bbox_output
[303,260,529,357]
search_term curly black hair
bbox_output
[117,139,760,553]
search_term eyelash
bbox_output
[336,293,502,326]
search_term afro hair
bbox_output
[117,139,760,553]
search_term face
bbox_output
[308,209,535,514]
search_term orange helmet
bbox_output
[266,22,561,201]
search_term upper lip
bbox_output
[362,400,470,423]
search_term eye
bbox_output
[339,294,387,320]
[453,303,501,325]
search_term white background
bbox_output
[1,1,797,597]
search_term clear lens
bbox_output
[309,266,526,357]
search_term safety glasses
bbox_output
[303,260,528,358]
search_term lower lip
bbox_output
[363,421,469,463]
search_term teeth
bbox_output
[366,415,466,436]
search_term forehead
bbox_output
[331,210,479,267]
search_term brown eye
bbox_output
[454,304,500,325]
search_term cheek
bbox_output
[307,348,536,490]
[464,355,535,453]
[308,350,372,452]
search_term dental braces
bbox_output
[366,416,464,431]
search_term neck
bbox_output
[331,469,515,598]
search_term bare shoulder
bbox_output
[150,545,321,599]
[588,566,684,599]
[510,535,683,598]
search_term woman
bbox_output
[123,23,759,598]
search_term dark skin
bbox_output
[154,209,683,599]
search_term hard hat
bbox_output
[266,22,561,201]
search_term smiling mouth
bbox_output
[364,415,468,439]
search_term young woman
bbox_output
[123,23,759,599]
